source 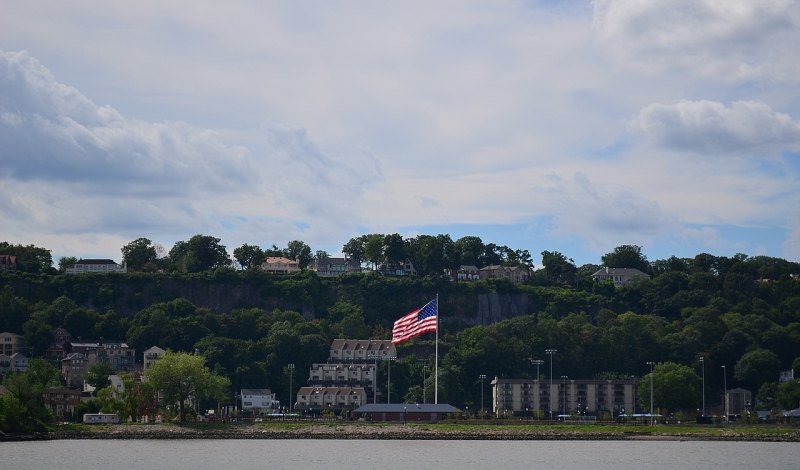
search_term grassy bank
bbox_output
[6,421,796,442]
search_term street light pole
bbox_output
[423,364,428,404]
[699,356,705,417]
[646,361,655,425]
[722,365,728,423]
[531,359,544,382]
[287,363,295,414]
[546,349,557,420]
[387,356,395,404]
[479,374,486,415]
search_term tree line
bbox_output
[2,239,800,428]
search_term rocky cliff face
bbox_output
[6,275,533,326]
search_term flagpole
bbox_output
[435,293,439,405]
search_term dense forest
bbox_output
[1,237,800,422]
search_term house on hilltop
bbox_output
[591,267,650,286]
[261,257,301,275]
[66,259,127,274]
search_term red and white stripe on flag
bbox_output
[391,298,437,344]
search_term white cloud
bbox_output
[0,50,254,193]
[547,172,675,250]
[632,100,800,155]
[785,213,800,260]
[0,49,382,258]
[592,0,800,81]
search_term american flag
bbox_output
[392,298,437,344]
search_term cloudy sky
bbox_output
[2,0,800,267]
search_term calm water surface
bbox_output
[2,439,798,470]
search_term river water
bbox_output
[1,439,797,469]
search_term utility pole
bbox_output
[287,363,295,414]
[699,356,705,417]
[546,349,557,420]
[479,374,486,415]
[646,361,655,425]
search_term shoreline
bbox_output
[3,423,799,442]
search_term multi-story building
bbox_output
[143,346,166,370]
[240,388,279,414]
[492,378,636,418]
[328,339,396,363]
[376,261,417,277]
[0,332,25,356]
[261,257,301,275]
[46,327,73,362]
[449,265,481,282]
[0,254,17,272]
[0,354,12,375]
[70,340,136,372]
[296,386,366,411]
[297,339,397,412]
[43,386,82,419]
[10,352,28,372]
[62,352,89,388]
[591,267,650,286]
[65,259,127,274]
[726,388,752,415]
[479,265,530,283]
[306,257,361,277]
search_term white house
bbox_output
[591,267,650,286]
[240,388,279,414]
[66,259,127,274]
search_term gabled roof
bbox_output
[241,388,273,396]
[263,257,298,265]
[591,267,649,277]
[354,403,459,413]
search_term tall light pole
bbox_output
[531,358,544,418]
[287,363,295,414]
[699,356,705,417]
[479,374,486,415]
[722,365,728,423]
[531,359,544,382]
[423,364,428,404]
[646,361,655,425]
[561,375,568,416]
[546,349,557,420]
[386,356,395,404]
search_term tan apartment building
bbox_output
[492,378,636,418]
[0,332,25,356]
[328,339,396,362]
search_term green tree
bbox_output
[1,358,60,432]
[145,351,230,422]
[121,238,158,271]
[602,245,649,272]
[342,236,367,263]
[540,251,577,285]
[58,256,77,273]
[776,379,800,410]
[638,362,700,413]
[0,242,53,273]
[86,363,116,390]
[168,235,231,273]
[363,234,385,269]
[383,233,406,265]
[233,243,265,270]
[734,348,782,392]
[0,286,28,333]
[285,240,312,268]
[454,236,485,267]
